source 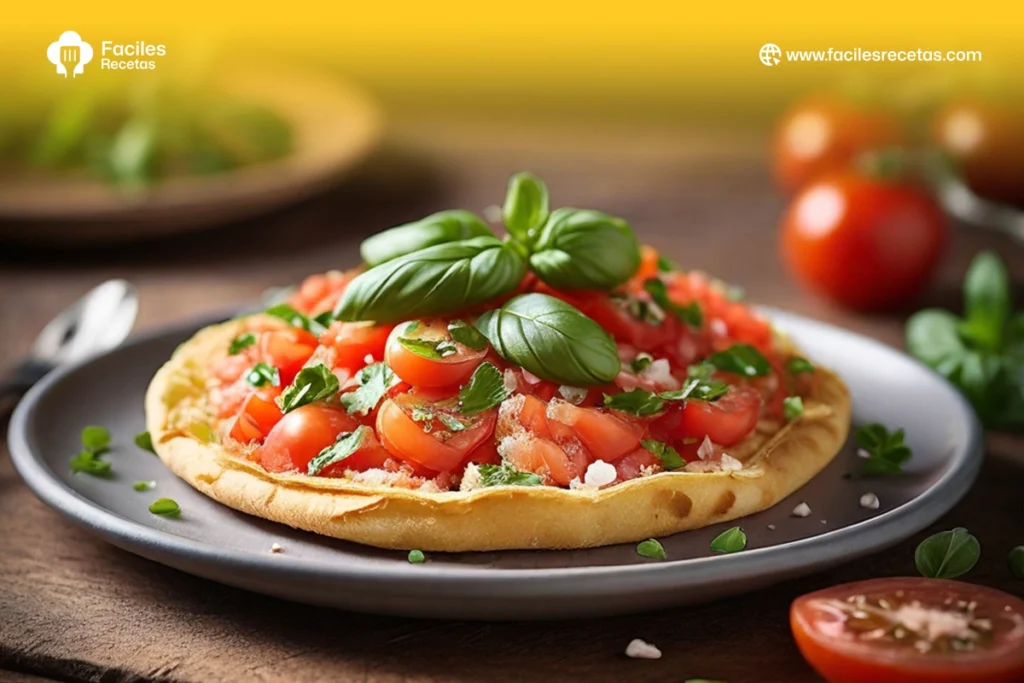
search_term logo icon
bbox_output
[759,43,782,67]
[47,31,94,77]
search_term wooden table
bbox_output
[2,119,1023,683]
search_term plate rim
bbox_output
[8,309,985,592]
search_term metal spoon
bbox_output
[0,279,139,418]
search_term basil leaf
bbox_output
[636,538,667,560]
[915,527,980,579]
[787,357,814,375]
[641,439,685,471]
[710,527,747,553]
[308,426,372,475]
[856,423,913,476]
[709,343,772,377]
[245,362,280,388]
[960,250,1009,351]
[907,309,967,368]
[783,396,804,421]
[81,425,111,454]
[458,362,511,415]
[1009,546,1024,580]
[265,303,327,335]
[335,237,527,323]
[529,208,641,290]
[604,390,664,417]
[477,463,543,487]
[278,363,339,413]
[502,172,549,242]
[134,430,155,453]
[340,363,394,417]
[448,319,489,350]
[229,332,257,355]
[659,377,729,403]
[408,549,427,564]
[70,451,111,477]
[476,293,620,386]
[149,498,181,517]
[645,278,703,328]
[133,480,155,491]
[397,337,457,360]
[359,210,495,267]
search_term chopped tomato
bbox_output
[635,245,661,282]
[229,387,283,443]
[288,270,356,315]
[376,395,497,473]
[676,385,761,446]
[260,404,388,474]
[547,401,643,462]
[791,578,1024,683]
[259,328,318,385]
[667,271,772,352]
[615,447,661,480]
[465,439,501,466]
[319,321,393,372]
[384,319,488,389]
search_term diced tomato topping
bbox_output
[547,401,644,462]
[615,447,661,481]
[676,385,762,446]
[259,328,318,385]
[320,321,394,372]
[229,388,284,444]
[288,270,357,315]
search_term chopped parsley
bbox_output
[856,423,913,476]
[710,527,747,553]
[458,362,510,415]
[229,333,257,355]
[644,278,702,328]
[636,538,667,560]
[408,549,426,564]
[783,396,804,421]
[340,363,394,417]
[709,343,772,377]
[787,357,815,375]
[477,463,543,487]
[604,377,729,417]
[447,319,489,350]
[641,439,685,471]
[133,480,156,492]
[149,498,180,517]
[245,362,280,388]
[630,353,654,373]
[70,426,113,477]
[307,426,372,475]
[134,430,155,453]
[398,336,458,360]
[278,363,339,413]
[80,426,111,454]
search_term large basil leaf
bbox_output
[475,293,620,385]
[529,208,641,290]
[502,172,549,243]
[959,250,1009,351]
[359,210,495,267]
[335,237,527,323]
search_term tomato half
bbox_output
[260,404,389,475]
[781,171,947,310]
[376,394,497,473]
[773,96,903,193]
[791,578,1024,683]
[319,321,393,372]
[676,385,761,446]
[384,319,488,389]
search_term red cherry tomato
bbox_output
[319,321,393,372]
[376,394,497,473]
[781,171,947,310]
[384,319,488,389]
[260,404,388,475]
[932,100,1024,207]
[791,578,1024,683]
[676,385,761,446]
[259,328,318,385]
[773,96,903,193]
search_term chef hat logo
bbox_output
[47,31,94,77]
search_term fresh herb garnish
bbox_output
[783,396,804,421]
[644,278,702,328]
[307,426,372,475]
[787,357,815,375]
[245,362,280,388]
[149,498,181,517]
[641,439,685,471]
[437,413,468,432]
[856,423,912,476]
[710,527,747,553]
[134,430,155,453]
[340,363,394,417]
[656,254,678,273]
[408,549,427,564]
[133,480,155,491]
[459,362,511,415]
[502,171,549,243]
[604,377,729,417]
[477,463,544,487]
[907,251,1024,429]
[277,363,339,413]
[659,376,730,402]
[398,336,458,360]
[265,303,327,335]
[630,353,654,373]
[1009,546,1024,579]
[360,210,495,267]
[229,332,257,355]
[636,538,667,560]
[529,208,641,290]
[709,344,772,377]
[476,293,620,386]
[81,426,111,454]
[447,319,489,350]
[915,527,980,579]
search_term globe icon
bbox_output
[759,43,782,67]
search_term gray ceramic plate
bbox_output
[9,310,983,619]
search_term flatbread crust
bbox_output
[146,316,851,551]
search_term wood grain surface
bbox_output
[1,118,1023,683]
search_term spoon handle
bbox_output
[0,359,52,420]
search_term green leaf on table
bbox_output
[340,363,394,417]
[70,451,112,477]
[641,439,685,471]
[710,527,747,553]
[307,426,372,476]
[278,363,339,413]
[133,480,155,492]
[915,527,980,579]
[134,430,155,453]
[856,423,912,476]
[81,426,110,454]
[636,538,667,560]
[149,498,180,517]
[407,549,427,564]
